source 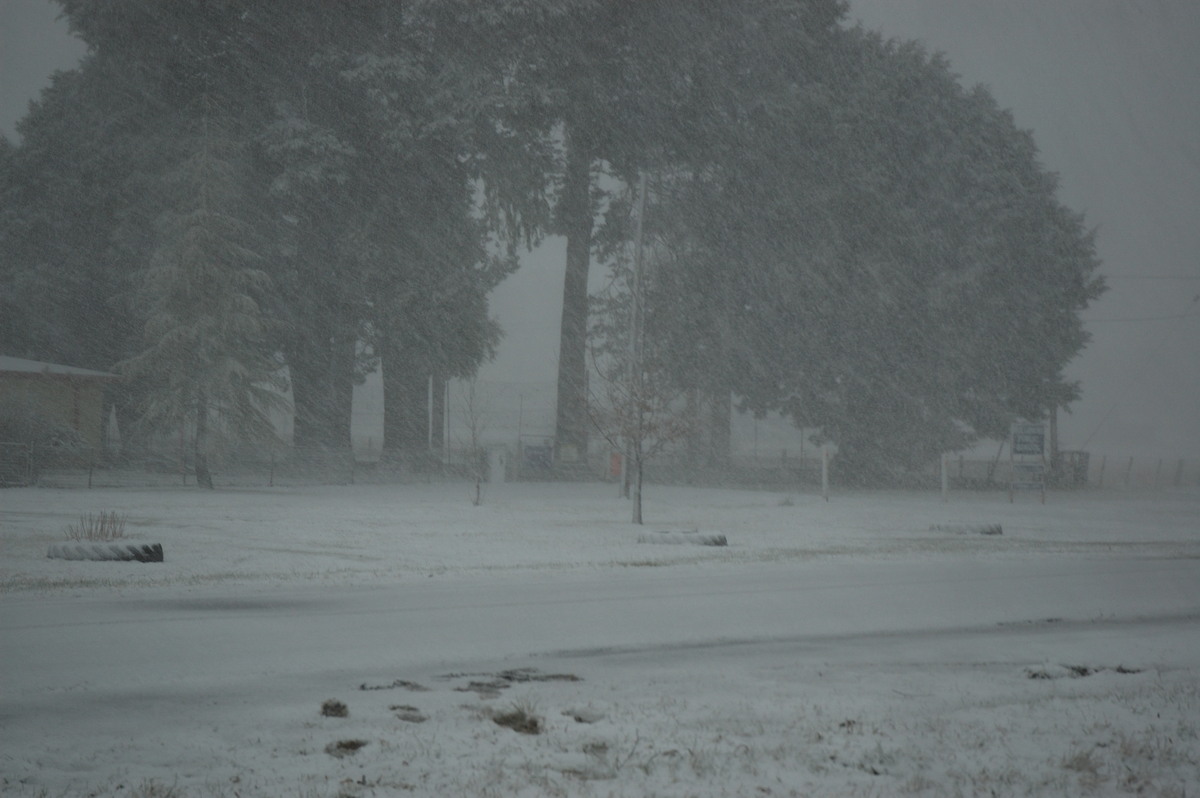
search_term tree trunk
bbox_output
[632,451,644,525]
[288,352,325,450]
[194,391,214,490]
[286,313,355,460]
[379,338,430,468]
[707,389,732,469]
[553,119,594,468]
[430,373,446,461]
[330,330,356,453]
[111,385,147,465]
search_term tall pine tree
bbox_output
[119,105,284,488]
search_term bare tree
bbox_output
[589,356,697,524]
[456,377,489,506]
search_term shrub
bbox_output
[63,511,127,541]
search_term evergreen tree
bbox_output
[0,24,187,453]
[27,0,522,467]
[0,68,136,367]
[118,102,285,488]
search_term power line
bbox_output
[1104,273,1200,279]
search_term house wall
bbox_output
[0,375,108,449]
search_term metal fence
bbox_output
[14,441,1200,493]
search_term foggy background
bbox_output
[2,0,1197,463]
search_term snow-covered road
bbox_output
[3,555,1197,697]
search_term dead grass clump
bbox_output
[498,668,580,684]
[64,511,127,541]
[325,739,368,757]
[126,781,182,798]
[360,678,429,692]
[390,704,428,723]
[321,699,349,718]
[494,700,542,735]
[1061,747,1106,789]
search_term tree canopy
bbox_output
[0,2,1104,486]
[622,26,1104,483]
[2,0,527,471]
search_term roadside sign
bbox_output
[1011,423,1045,456]
[1010,423,1046,502]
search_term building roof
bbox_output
[0,355,119,380]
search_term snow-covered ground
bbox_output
[2,481,1198,797]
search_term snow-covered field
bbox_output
[2,481,1198,797]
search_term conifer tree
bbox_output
[119,107,284,488]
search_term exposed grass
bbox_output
[127,782,183,798]
[324,738,368,757]
[320,698,349,718]
[493,698,542,735]
[63,510,128,541]
[390,704,428,723]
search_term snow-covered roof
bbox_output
[0,355,119,380]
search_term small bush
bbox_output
[64,511,127,541]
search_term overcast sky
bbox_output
[2,0,1197,461]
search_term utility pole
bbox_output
[622,172,649,505]
[1049,402,1060,486]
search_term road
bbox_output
[3,555,1197,700]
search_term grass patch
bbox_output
[320,699,349,718]
[445,668,581,697]
[325,739,368,757]
[127,781,183,798]
[390,704,428,723]
[63,511,127,541]
[497,667,580,684]
[360,678,429,692]
[493,699,542,735]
